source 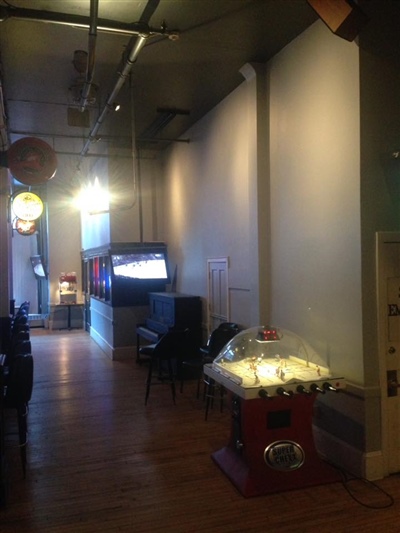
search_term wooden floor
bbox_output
[1,329,400,532]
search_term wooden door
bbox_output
[207,258,229,334]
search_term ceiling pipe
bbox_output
[0,6,179,39]
[0,74,9,150]
[0,2,180,155]
[79,0,99,112]
[79,31,149,157]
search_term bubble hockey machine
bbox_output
[203,326,345,497]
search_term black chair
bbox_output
[216,322,241,332]
[16,301,30,315]
[4,353,34,477]
[180,323,240,400]
[140,329,189,405]
[11,312,30,337]
[5,322,31,367]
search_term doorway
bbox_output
[377,232,400,474]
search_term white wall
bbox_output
[79,147,160,248]
[79,155,111,252]
[269,22,363,384]
[162,22,363,384]
[47,154,83,304]
[162,81,255,329]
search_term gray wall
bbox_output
[269,22,362,384]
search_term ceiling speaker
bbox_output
[307,0,369,42]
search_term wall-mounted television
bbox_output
[30,255,48,279]
[111,252,169,281]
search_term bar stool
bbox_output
[180,323,240,399]
[140,329,189,405]
[4,353,34,477]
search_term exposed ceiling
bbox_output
[0,0,400,160]
[0,0,319,157]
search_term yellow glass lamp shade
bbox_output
[12,191,44,221]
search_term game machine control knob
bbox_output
[276,387,294,398]
[310,383,325,394]
[323,381,338,392]
[258,389,272,400]
[296,384,312,395]
[236,440,244,451]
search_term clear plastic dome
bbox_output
[212,325,331,389]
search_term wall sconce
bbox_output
[112,102,121,112]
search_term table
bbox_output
[50,304,84,330]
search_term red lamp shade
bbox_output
[7,137,57,185]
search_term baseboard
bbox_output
[90,327,135,361]
[90,328,113,359]
[112,345,135,361]
[313,426,384,480]
[363,451,385,481]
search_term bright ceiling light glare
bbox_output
[76,177,110,215]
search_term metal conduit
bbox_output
[0,3,178,156]
[79,0,99,112]
[0,6,177,38]
[79,32,149,157]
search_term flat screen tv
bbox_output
[30,255,48,279]
[111,252,169,281]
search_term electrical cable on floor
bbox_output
[326,460,394,509]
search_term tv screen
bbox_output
[30,255,47,279]
[111,252,169,280]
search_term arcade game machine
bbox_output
[203,325,345,497]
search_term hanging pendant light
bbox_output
[12,191,44,221]
[14,217,37,236]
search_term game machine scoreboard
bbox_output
[203,326,345,497]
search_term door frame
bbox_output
[207,257,229,335]
[376,231,400,475]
